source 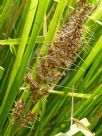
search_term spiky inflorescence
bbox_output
[11,100,25,123]
[20,112,37,126]
[25,1,91,101]
[24,74,49,101]
[11,100,37,126]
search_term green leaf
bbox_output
[0,0,39,129]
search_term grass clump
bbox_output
[0,0,102,136]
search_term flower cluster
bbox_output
[25,1,91,101]
[24,74,49,101]
[11,100,37,126]
[36,3,91,84]
[20,112,37,126]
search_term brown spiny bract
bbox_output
[11,100,25,123]
[20,112,37,126]
[31,87,50,101]
[24,74,35,86]
[25,74,39,91]
[11,100,37,126]
[24,74,49,101]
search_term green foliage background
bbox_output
[0,0,102,135]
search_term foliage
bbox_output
[0,0,102,136]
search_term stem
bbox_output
[49,90,91,99]
[0,36,45,45]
